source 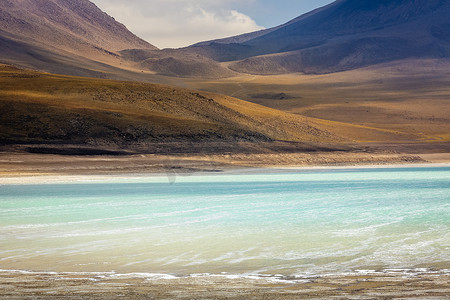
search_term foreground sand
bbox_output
[1,270,449,299]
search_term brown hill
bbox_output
[0,65,347,154]
[187,59,450,155]
[0,0,157,77]
[120,49,235,78]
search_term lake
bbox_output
[1,166,449,279]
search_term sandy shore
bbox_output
[1,151,449,179]
[1,270,449,299]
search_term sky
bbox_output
[90,0,334,49]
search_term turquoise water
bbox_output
[0,167,449,277]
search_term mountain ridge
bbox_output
[187,0,450,75]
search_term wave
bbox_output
[1,268,449,282]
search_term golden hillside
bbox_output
[186,59,450,152]
[0,65,347,154]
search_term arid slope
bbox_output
[120,49,234,79]
[0,65,346,154]
[0,0,158,78]
[185,59,450,152]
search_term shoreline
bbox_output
[1,151,449,183]
[0,162,449,185]
[1,268,449,299]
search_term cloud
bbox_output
[90,0,264,49]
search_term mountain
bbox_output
[187,0,450,74]
[0,0,157,77]
[0,0,234,79]
[2,0,449,78]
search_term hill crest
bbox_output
[0,0,161,78]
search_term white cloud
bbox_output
[90,0,264,49]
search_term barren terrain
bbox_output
[1,62,449,176]
[0,65,351,154]
[186,59,450,151]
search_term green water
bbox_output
[0,167,449,277]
